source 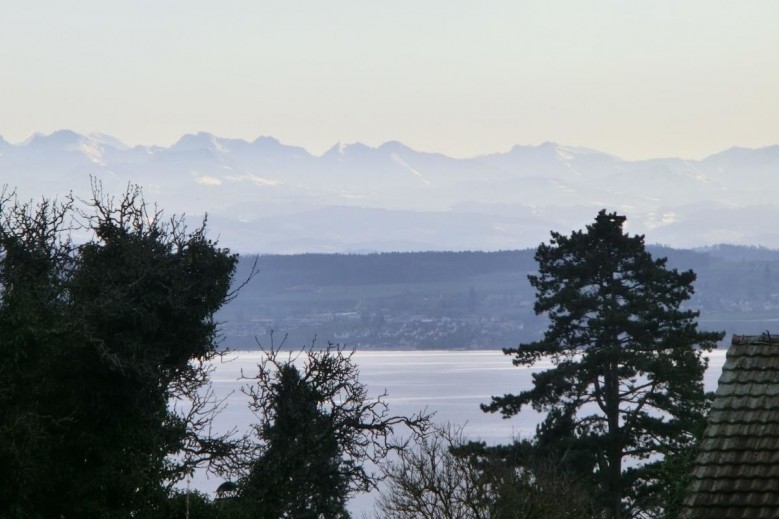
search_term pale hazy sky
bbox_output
[2,0,778,159]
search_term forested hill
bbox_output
[219,245,779,350]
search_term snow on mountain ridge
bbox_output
[88,133,130,151]
[389,153,430,185]
[4,130,779,252]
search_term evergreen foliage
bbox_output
[483,210,724,518]
[0,194,729,518]
[0,186,239,517]
[243,363,350,518]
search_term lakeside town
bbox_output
[218,246,779,350]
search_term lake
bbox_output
[193,347,729,515]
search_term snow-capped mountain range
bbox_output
[2,129,779,253]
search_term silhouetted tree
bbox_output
[240,342,430,518]
[0,185,241,518]
[483,210,723,518]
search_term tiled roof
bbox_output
[681,334,779,518]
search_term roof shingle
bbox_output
[681,334,779,518]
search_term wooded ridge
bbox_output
[219,244,779,350]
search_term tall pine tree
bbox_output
[484,210,723,518]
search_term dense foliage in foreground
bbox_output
[0,196,719,518]
[0,187,239,517]
[0,187,428,518]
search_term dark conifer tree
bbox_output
[0,186,240,518]
[483,210,723,518]
[243,364,350,519]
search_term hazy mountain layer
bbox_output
[2,130,777,252]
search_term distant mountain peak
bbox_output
[171,132,235,155]
[25,129,86,148]
[16,130,111,164]
[252,136,281,146]
[325,141,348,157]
[250,135,310,155]
[173,131,217,145]
[4,128,779,252]
[88,133,129,151]
[378,140,410,152]
[708,144,779,159]
[323,141,372,158]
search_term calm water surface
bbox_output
[195,348,729,513]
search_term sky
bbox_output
[2,0,778,159]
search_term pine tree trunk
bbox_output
[606,354,623,519]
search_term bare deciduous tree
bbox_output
[239,340,431,517]
[376,425,599,519]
